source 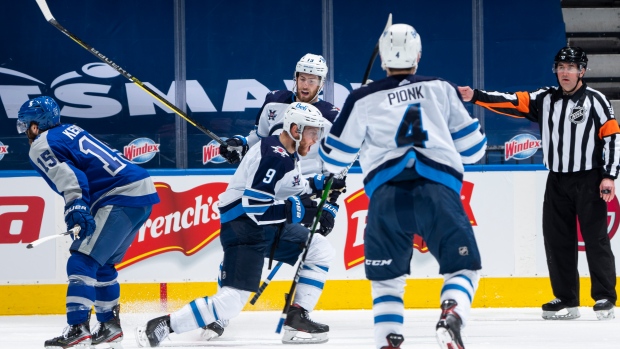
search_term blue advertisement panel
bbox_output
[0,0,565,169]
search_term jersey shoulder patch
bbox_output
[259,136,296,172]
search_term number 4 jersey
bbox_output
[319,74,487,198]
[29,124,159,213]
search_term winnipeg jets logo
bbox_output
[569,106,586,124]
[268,109,277,121]
[272,146,288,157]
[292,175,301,187]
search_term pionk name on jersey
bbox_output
[387,86,424,105]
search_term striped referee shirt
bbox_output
[471,83,620,178]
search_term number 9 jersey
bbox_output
[319,75,487,198]
[28,124,159,213]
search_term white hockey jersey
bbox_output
[218,135,312,225]
[320,74,487,198]
[245,90,339,175]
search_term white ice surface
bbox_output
[1,307,618,349]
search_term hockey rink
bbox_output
[1,307,617,349]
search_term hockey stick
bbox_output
[275,175,335,334]
[34,0,225,145]
[26,226,81,249]
[249,261,283,305]
[361,13,392,85]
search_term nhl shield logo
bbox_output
[569,106,586,124]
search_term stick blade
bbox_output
[35,0,55,21]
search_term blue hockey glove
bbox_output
[64,199,96,240]
[308,175,347,197]
[219,136,249,164]
[318,202,338,236]
[285,194,318,225]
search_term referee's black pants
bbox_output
[542,169,617,306]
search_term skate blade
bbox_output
[134,326,149,348]
[542,307,580,320]
[595,308,615,321]
[436,327,463,349]
[282,327,328,344]
[200,328,221,341]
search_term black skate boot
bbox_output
[380,333,404,349]
[541,298,580,320]
[593,299,615,320]
[436,299,465,349]
[44,320,91,348]
[135,315,173,347]
[91,304,123,348]
[201,319,226,341]
[282,304,329,344]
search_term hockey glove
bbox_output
[308,175,347,197]
[219,136,249,164]
[318,202,338,236]
[285,194,318,225]
[64,199,96,240]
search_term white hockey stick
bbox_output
[361,13,392,85]
[34,0,225,145]
[26,226,81,249]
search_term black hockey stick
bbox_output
[249,261,283,305]
[275,175,335,334]
[26,226,81,249]
[34,0,225,145]
[361,13,392,85]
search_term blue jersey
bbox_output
[219,135,312,225]
[320,74,487,197]
[29,124,159,213]
[245,90,340,175]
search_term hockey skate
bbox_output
[380,333,404,349]
[436,299,465,349]
[541,298,580,320]
[593,299,615,320]
[282,304,329,344]
[91,304,123,349]
[135,315,173,348]
[200,319,228,341]
[44,320,91,348]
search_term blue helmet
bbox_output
[17,96,61,134]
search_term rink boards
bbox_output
[1,168,620,315]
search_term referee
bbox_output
[458,47,618,321]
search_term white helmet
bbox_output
[379,24,422,70]
[283,102,325,151]
[295,53,328,78]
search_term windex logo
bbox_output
[0,64,355,120]
[0,196,45,244]
[203,139,227,164]
[124,137,160,164]
[504,134,542,161]
[0,141,8,161]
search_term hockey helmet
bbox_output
[283,102,325,144]
[379,24,422,70]
[295,53,328,79]
[17,96,61,134]
[554,46,588,70]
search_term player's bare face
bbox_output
[296,73,321,103]
[298,126,321,156]
[556,62,583,93]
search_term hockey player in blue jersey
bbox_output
[219,53,340,175]
[136,102,345,347]
[17,96,160,349]
[319,24,487,349]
